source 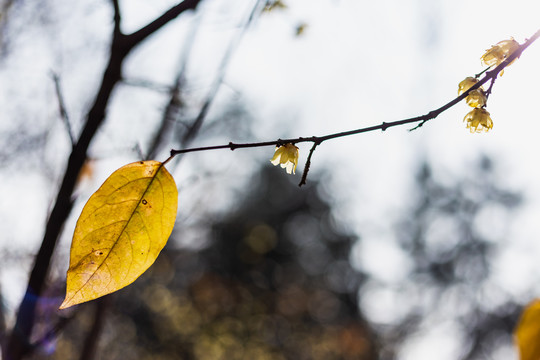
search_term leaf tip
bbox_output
[59,293,79,309]
[58,298,73,310]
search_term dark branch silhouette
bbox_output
[3,1,202,359]
[51,72,75,147]
[169,28,540,185]
[180,0,263,147]
[126,0,201,49]
[145,14,202,160]
[79,298,110,360]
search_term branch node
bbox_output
[111,0,121,34]
[485,77,497,98]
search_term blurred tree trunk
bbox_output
[79,298,109,360]
[2,1,202,359]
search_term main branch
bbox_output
[169,28,540,185]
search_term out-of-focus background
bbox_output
[1,0,540,359]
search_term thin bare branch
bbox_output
[180,0,263,146]
[299,141,320,187]
[121,77,173,93]
[146,15,202,160]
[169,28,540,185]
[79,298,109,360]
[51,72,75,147]
[110,0,121,34]
[126,0,201,50]
[29,314,73,352]
[133,143,144,159]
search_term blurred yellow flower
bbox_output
[465,89,487,108]
[270,144,299,174]
[481,46,505,67]
[458,77,487,108]
[481,38,520,74]
[263,0,287,12]
[458,77,480,95]
[463,108,493,133]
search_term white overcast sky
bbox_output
[1,0,540,359]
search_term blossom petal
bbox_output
[270,146,285,165]
[464,108,492,133]
[465,89,487,108]
[458,77,480,95]
[270,143,299,175]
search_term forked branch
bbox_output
[3,2,202,359]
[169,28,540,186]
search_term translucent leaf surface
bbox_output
[515,299,540,360]
[60,161,178,309]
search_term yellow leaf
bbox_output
[60,161,178,309]
[515,299,540,360]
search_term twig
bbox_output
[169,29,540,184]
[121,77,173,93]
[146,14,202,160]
[79,298,109,360]
[133,143,144,159]
[180,0,263,146]
[475,66,490,79]
[126,0,202,49]
[51,72,75,147]
[30,314,73,351]
[299,140,320,187]
[408,120,428,131]
[110,0,121,34]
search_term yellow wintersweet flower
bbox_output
[465,89,487,108]
[481,46,505,67]
[458,77,480,95]
[270,143,299,174]
[481,38,520,74]
[463,108,493,133]
[458,77,487,108]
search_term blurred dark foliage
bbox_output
[25,156,526,360]
[375,156,524,360]
[34,166,378,360]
